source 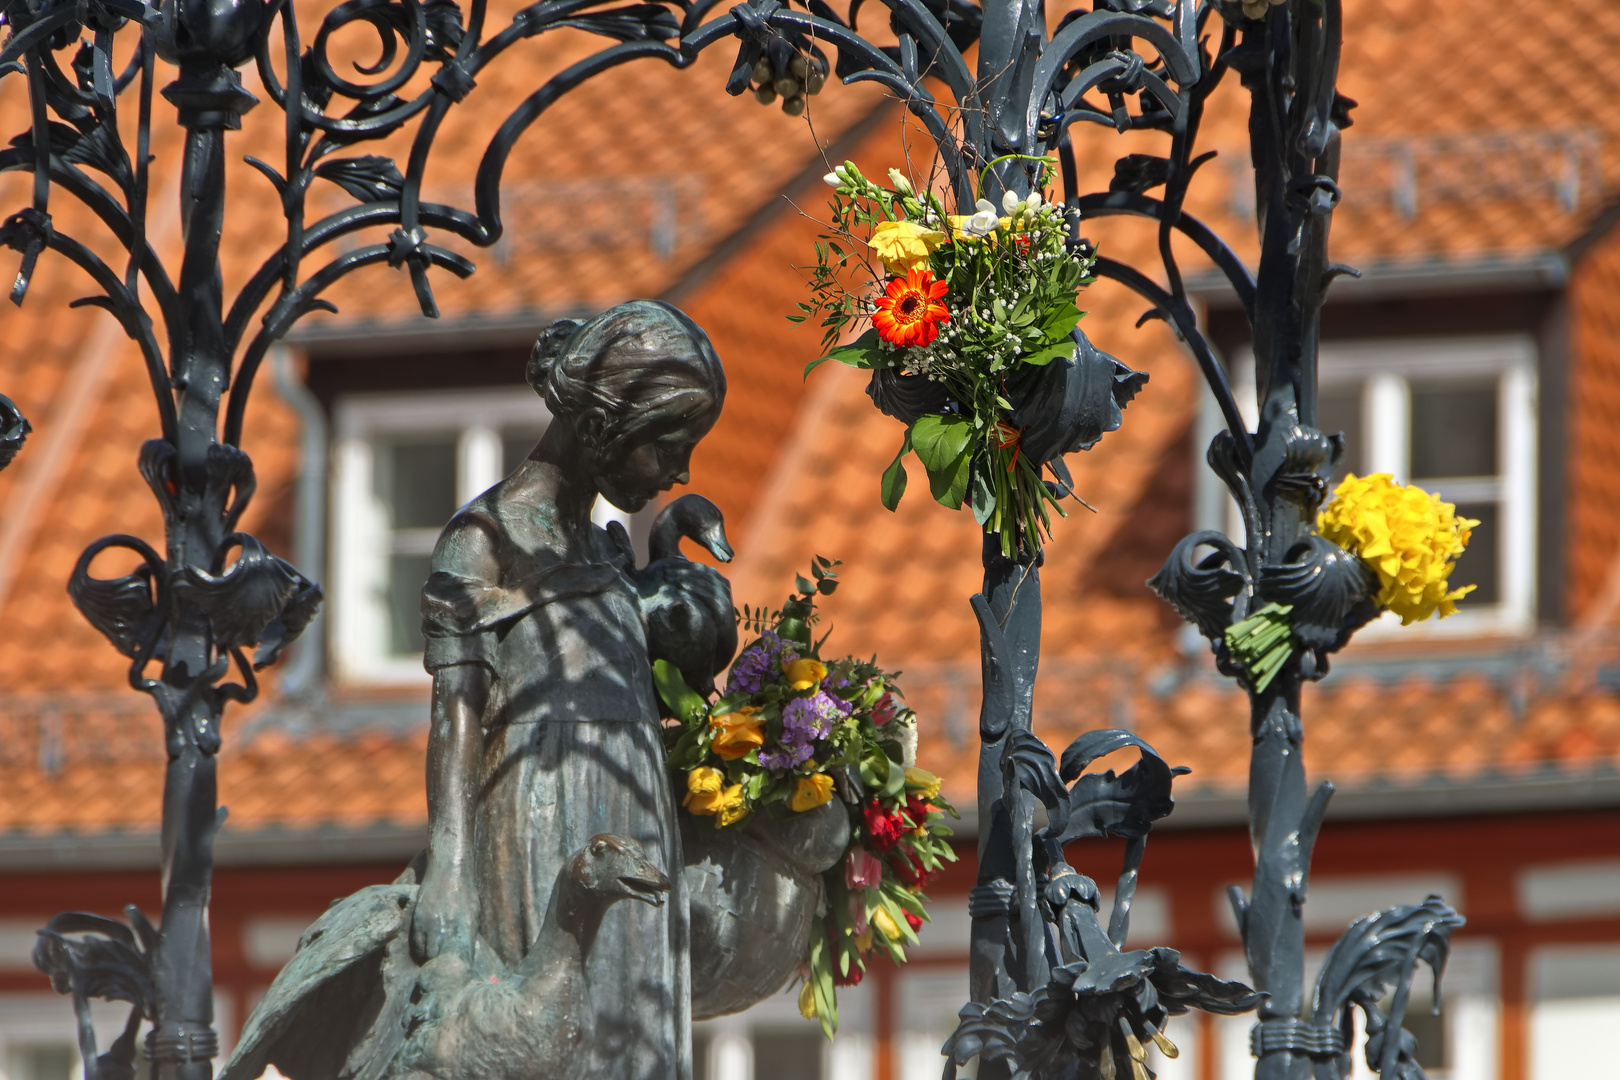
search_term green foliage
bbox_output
[671,558,958,1038]
[794,156,1099,555]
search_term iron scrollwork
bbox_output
[1,0,1461,1070]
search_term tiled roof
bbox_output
[4,0,1620,843]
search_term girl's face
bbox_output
[593,396,719,512]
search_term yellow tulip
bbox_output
[791,773,836,812]
[855,927,873,952]
[710,707,765,760]
[868,220,946,274]
[904,766,941,800]
[871,907,901,941]
[784,658,828,691]
[799,980,817,1019]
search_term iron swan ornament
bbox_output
[634,493,739,698]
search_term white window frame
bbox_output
[1318,335,1537,639]
[1199,336,1537,640]
[331,388,638,685]
[0,993,235,1078]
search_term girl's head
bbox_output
[528,301,726,511]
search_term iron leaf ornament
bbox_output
[0,0,1469,1071]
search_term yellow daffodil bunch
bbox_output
[1224,473,1479,692]
[1317,472,1478,624]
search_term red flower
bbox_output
[834,962,865,987]
[863,799,905,852]
[871,691,900,726]
[904,910,923,931]
[872,268,949,348]
[904,793,934,828]
[888,847,936,889]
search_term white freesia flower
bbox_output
[1002,190,1022,215]
[1024,192,1042,211]
[887,168,915,195]
[823,171,842,187]
[964,199,1000,236]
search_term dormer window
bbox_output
[1208,335,1537,637]
[329,389,632,684]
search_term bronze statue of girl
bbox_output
[414,300,729,1079]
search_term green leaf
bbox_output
[652,660,707,723]
[1040,301,1084,341]
[969,467,996,526]
[1023,337,1077,367]
[817,327,886,370]
[910,414,973,472]
[882,757,907,798]
[859,750,889,792]
[911,415,975,508]
[808,928,838,1039]
[667,727,703,769]
[879,892,920,944]
[880,431,912,511]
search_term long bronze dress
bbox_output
[422,492,691,1080]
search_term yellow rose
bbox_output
[871,907,901,941]
[904,766,941,800]
[791,773,836,812]
[868,220,946,274]
[784,658,828,691]
[713,783,749,827]
[710,707,765,760]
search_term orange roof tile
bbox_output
[4,0,1620,840]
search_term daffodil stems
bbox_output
[1225,603,1296,693]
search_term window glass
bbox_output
[502,428,546,474]
[6,1044,74,1080]
[387,551,435,655]
[1451,501,1499,607]
[1377,993,1446,1071]
[373,436,456,658]
[1409,381,1496,479]
[1317,382,1363,480]
[379,437,459,529]
[750,1026,823,1080]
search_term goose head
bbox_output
[649,494,733,564]
[569,835,671,908]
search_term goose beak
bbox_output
[705,528,734,563]
[619,865,672,907]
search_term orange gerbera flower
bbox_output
[873,268,949,348]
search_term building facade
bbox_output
[1,1,1620,1078]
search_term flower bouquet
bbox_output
[1224,473,1479,690]
[792,158,1143,556]
[661,557,957,1035]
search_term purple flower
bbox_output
[726,631,800,695]
[758,742,814,770]
[782,692,844,743]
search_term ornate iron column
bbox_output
[1,0,1466,1074]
